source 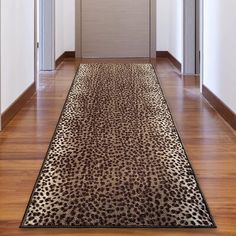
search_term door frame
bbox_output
[183,0,204,91]
[195,0,200,75]
[38,0,56,71]
[200,0,204,92]
[75,0,81,58]
[34,0,37,81]
[183,0,196,75]
[75,0,156,59]
[0,0,2,130]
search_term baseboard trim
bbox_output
[202,85,236,130]
[55,51,76,67]
[1,82,36,129]
[156,51,182,71]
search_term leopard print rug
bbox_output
[21,63,215,228]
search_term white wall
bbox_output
[156,0,170,51]
[63,0,75,52]
[55,0,75,59]
[203,0,236,113]
[55,0,64,59]
[1,0,35,113]
[169,0,183,65]
[156,0,183,66]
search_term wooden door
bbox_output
[76,0,151,58]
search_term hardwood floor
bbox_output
[0,58,236,235]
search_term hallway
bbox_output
[0,58,235,235]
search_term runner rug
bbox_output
[21,63,215,228]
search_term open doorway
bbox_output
[183,0,200,75]
[37,0,55,71]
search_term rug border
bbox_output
[20,65,82,228]
[151,64,217,228]
[20,63,217,229]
